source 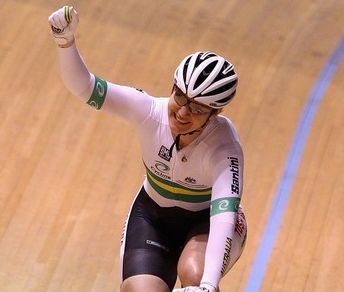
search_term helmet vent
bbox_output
[202,79,237,97]
[194,61,217,89]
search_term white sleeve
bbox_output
[201,146,243,288]
[57,44,153,124]
[103,83,153,124]
[202,217,236,287]
[57,44,94,99]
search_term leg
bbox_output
[120,188,179,291]
[121,275,169,292]
[177,236,221,292]
[177,234,208,286]
[177,207,247,291]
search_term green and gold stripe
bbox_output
[145,165,212,203]
[64,6,72,23]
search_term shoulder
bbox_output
[208,115,242,148]
[202,116,244,179]
[143,96,169,122]
[202,115,243,164]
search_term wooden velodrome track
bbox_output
[0,0,343,291]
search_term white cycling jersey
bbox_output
[56,44,246,288]
[141,96,243,212]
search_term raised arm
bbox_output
[48,6,153,123]
[48,6,94,99]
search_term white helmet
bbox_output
[174,51,238,109]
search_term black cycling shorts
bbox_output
[121,187,210,290]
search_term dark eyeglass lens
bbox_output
[174,89,211,114]
[189,103,209,114]
[174,93,187,106]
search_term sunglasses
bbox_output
[173,86,213,115]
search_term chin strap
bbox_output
[169,134,181,158]
[169,127,200,158]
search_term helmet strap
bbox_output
[169,134,181,158]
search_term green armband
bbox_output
[210,197,240,216]
[87,76,108,110]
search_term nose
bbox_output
[178,105,191,116]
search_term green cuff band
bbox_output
[210,197,240,216]
[87,76,107,110]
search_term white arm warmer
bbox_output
[57,44,94,99]
[56,44,153,124]
[201,215,236,287]
[201,147,244,288]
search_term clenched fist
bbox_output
[48,6,79,47]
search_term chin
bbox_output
[170,118,191,135]
[171,123,188,135]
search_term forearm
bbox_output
[201,216,236,288]
[57,43,94,100]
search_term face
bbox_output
[168,86,214,136]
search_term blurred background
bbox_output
[0,0,343,291]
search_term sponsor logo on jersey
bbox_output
[146,239,170,252]
[158,145,171,161]
[229,157,240,195]
[150,160,171,180]
[210,197,240,216]
[235,209,246,237]
[96,80,105,97]
[176,180,208,189]
[154,161,170,173]
[221,237,232,275]
[218,199,230,211]
[184,176,196,184]
[87,76,107,110]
